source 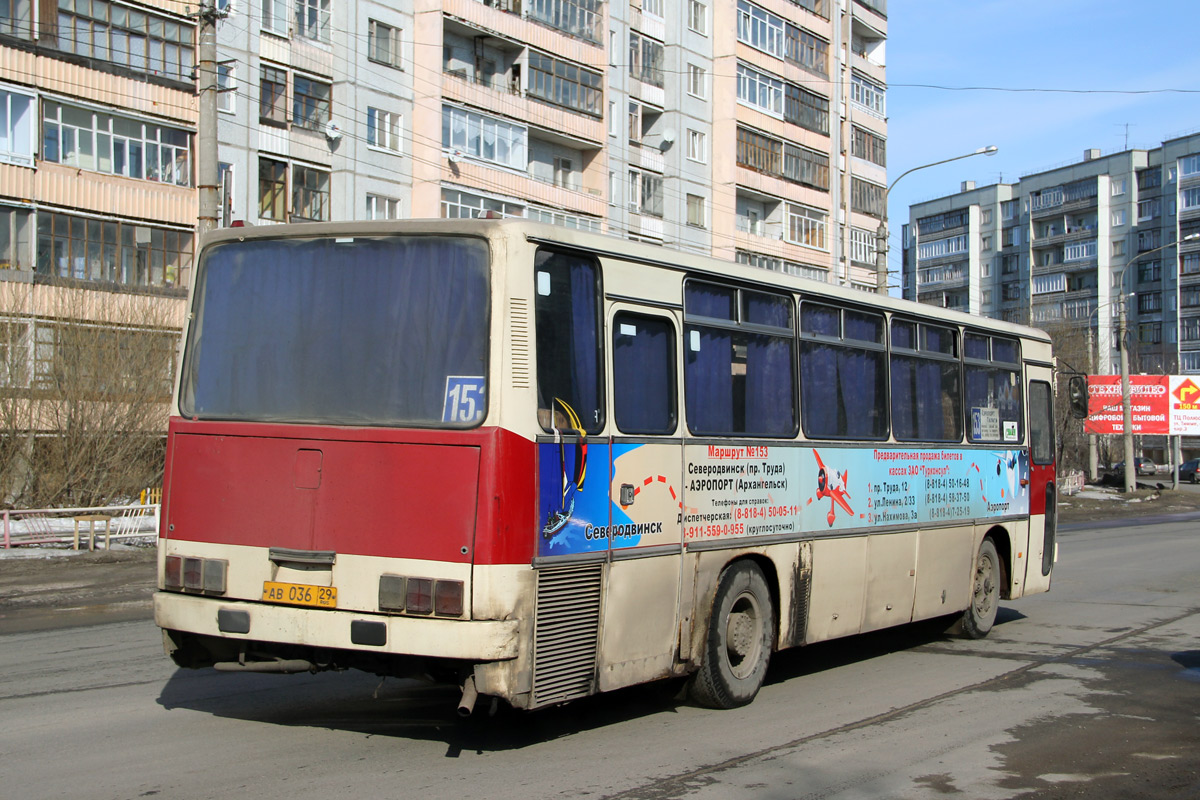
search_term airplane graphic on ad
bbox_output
[813,450,853,526]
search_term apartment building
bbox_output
[901,134,1200,462]
[0,0,192,502]
[214,0,888,288]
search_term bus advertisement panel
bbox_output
[536,442,1030,557]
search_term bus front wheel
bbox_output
[961,538,1000,639]
[690,561,774,709]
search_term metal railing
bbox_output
[2,504,160,549]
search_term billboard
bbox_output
[1085,375,1200,436]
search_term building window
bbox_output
[0,86,36,167]
[0,206,33,271]
[365,194,400,220]
[218,162,234,223]
[292,164,330,221]
[849,227,875,265]
[1110,178,1126,196]
[1183,186,1200,211]
[50,0,195,82]
[259,157,288,220]
[737,0,785,59]
[687,63,707,99]
[1112,239,1126,257]
[260,66,288,126]
[1138,292,1163,314]
[1182,154,1200,178]
[367,108,401,152]
[1111,209,1126,227]
[295,0,331,43]
[688,0,707,35]
[629,31,665,88]
[528,0,603,44]
[217,61,236,113]
[368,20,403,69]
[851,74,885,117]
[687,129,706,163]
[527,51,603,117]
[42,101,192,186]
[686,194,706,228]
[784,83,829,134]
[643,0,663,16]
[851,178,884,218]
[36,211,192,288]
[440,188,524,219]
[786,25,828,77]
[441,105,528,170]
[1183,253,1200,275]
[851,126,885,167]
[786,203,826,249]
[0,0,33,39]
[628,169,663,218]
[736,62,783,117]
[293,76,332,132]
[262,0,288,35]
[526,206,601,231]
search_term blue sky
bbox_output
[884,0,1200,291]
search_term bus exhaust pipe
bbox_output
[458,675,478,717]
[213,659,315,674]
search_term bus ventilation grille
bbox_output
[531,563,603,708]
[509,298,530,389]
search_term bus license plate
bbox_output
[262,581,338,609]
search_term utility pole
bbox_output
[196,0,222,239]
[1118,293,1135,493]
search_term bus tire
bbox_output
[689,561,773,709]
[961,538,1000,639]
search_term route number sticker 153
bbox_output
[443,376,486,424]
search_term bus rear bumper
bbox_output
[154,591,520,662]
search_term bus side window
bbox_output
[683,282,795,437]
[534,249,605,434]
[613,313,677,435]
[964,333,1023,443]
[1029,381,1054,465]
[891,319,963,443]
[799,303,887,440]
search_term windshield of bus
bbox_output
[180,234,490,427]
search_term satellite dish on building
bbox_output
[324,121,342,141]
[448,149,464,163]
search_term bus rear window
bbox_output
[181,235,490,427]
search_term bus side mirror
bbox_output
[1068,375,1088,419]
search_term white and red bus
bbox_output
[155,219,1058,712]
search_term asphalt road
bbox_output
[2,518,1198,800]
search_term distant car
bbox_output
[1111,458,1158,478]
[1180,458,1200,483]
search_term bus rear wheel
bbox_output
[690,561,774,709]
[961,538,1000,639]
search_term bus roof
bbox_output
[199,218,1052,347]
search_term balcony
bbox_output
[442,72,605,145]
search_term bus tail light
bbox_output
[165,555,183,589]
[184,557,204,590]
[378,575,463,617]
[406,578,433,614]
[434,580,464,617]
[164,555,226,595]
[378,574,406,611]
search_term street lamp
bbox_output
[1114,233,1200,493]
[875,145,999,293]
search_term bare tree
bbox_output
[0,282,184,508]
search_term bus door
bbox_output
[598,303,685,691]
[1024,367,1057,594]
